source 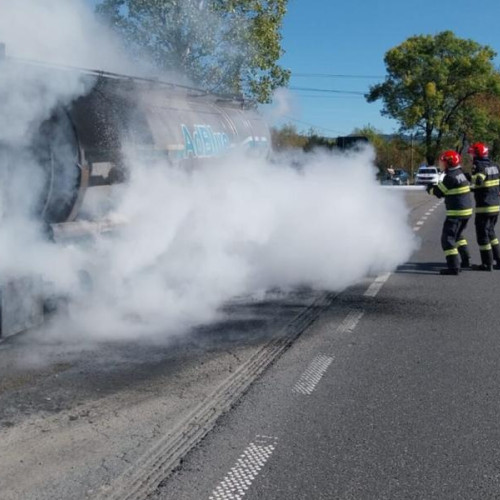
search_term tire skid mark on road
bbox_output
[98,195,435,499]
[292,355,334,395]
[94,292,338,500]
[208,436,278,500]
[208,192,438,497]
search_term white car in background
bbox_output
[415,165,444,185]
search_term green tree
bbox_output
[453,89,500,161]
[366,31,500,164]
[270,123,307,151]
[95,0,290,103]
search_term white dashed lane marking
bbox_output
[293,355,334,395]
[364,272,391,297]
[336,310,364,334]
[209,436,278,500]
[412,199,440,231]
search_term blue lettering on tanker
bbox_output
[181,124,230,158]
[182,125,197,158]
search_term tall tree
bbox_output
[453,89,500,161]
[95,0,290,103]
[366,31,500,164]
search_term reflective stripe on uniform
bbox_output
[472,172,487,182]
[479,243,492,251]
[475,205,500,214]
[482,179,498,187]
[437,182,470,195]
[446,208,473,217]
[444,248,459,256]
[456,239,468,247]
[437,182,448,194]
[446,186,471,195]
[473,179,500,189]
[491,238,499,246]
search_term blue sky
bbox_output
[85,0,500,137]
[279,0,500,136]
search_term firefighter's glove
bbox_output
[425,184,433,194]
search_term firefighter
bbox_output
[468,142,500,270]
[426,150,472,275]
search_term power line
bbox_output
[281,115,345,135]
[293,94,364,99]
[289,86,366,95]
[292,73,384,79]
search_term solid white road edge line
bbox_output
[209,436,278,500]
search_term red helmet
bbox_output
[439,150,461,168]
[467,142,489,158]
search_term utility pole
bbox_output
[410,133,414,183]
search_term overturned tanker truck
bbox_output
[0,48,271,339]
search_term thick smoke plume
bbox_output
[60,148,416,340]
[0,0,418,342]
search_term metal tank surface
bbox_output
[35,68,271,224]
[0,54,271,338]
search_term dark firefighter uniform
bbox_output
[471,157,500,269]
[429,166,473,273]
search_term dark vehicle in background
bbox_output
[392,168,410,185]
[336,135,369,150]
[381,168,410,186]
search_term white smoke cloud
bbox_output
[0,0,418,343]
[0,0,133,73]
[51,146,416,341]
[264,87,298,124]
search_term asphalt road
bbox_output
[0,286,326,500]
[3,189,500,499]
[153,191,500,500]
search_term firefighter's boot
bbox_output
[473,249,493,271]
[492,243,500,269]
[458,244,471,268]
[440,255,460,275]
